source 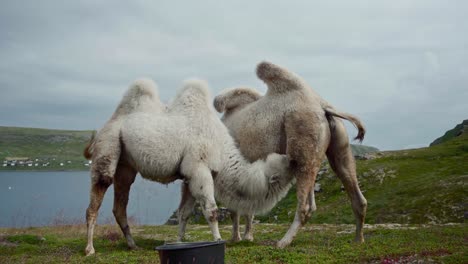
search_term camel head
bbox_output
[213,87,261,116]
[263,153,291,184]
[256,61,305,94]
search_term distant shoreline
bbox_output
[0,168,90,173]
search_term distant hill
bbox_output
[430,119,468,146]
[0,126,94,170]
[0,126,379,171]
[350,144,379,156]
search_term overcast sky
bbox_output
[1,0,467,150]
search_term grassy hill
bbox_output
[184,124,467,226]
[257,128,467,225]
[0,126,94,171]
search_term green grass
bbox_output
[1,126,467,263]
[0,126,94,171]
[0,224,466,263]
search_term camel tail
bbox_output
[83,131,96,160]
[325,107,366,142]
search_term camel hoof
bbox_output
[354,237,365,243]
[85,246,95,256]
[276,240,290,249]
[230,235,242,242]
[243,235,254,242]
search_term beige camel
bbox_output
[214,61,368,248]
[83,78,293,255]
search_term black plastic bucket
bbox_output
[155,240,226,264]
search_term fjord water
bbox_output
[0,171,180,227]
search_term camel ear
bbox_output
[269,174,279,184]
[214,88,262,114]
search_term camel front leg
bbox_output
[279,110,329,248]
[185,164,221,241]
[112,165,137,250]
[230,211,241,242]
[177,182,196,241]
[243,214,254,241]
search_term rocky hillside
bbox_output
[430,119,468,146]
[350,144,379,156]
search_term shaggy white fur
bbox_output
[84,78,293,256]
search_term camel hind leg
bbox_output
[177,182,196,241]
[112,164,138,249]
[85,175,112,256]
[84,135,121,255]
[326,118,367,243]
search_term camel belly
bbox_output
[121,114,186,183]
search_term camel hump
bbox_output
[113,78,162,116]
[126,78,159,100]
[214,87,261,113]
[256,61,304,93]
[171,79,211,109]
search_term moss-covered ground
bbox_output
[1,223,466,263]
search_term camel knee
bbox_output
[86,207,97,222]
[203,206,218,223]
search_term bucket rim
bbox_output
[155,240,226,251]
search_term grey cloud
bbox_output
[1,0,467,150]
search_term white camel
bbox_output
[83,78,293,256]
